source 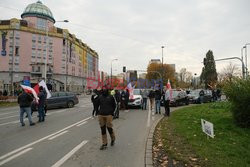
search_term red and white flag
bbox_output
[33,80,51,99]
[126,82,134,99]
[20,84,39,102]
[166,79,173,100]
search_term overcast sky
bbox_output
[1,0,250,76]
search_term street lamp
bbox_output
[161,46,164,90]
[44,20,69,83]
[241,46,246,78]
[111,59,118,88]
[244,43,250,77]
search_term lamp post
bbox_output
[244,43,250,77]
[44,20,68,83]
[161,46,164,91]
[241,46,246,79]
[194,73,197,89]
[111,59,118,88]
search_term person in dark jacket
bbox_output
[38,86,46,122]
[114,89,121,118]
[17,89,35,126]
[91,89,99,117]
[148,89,155,111]
[125,89,130,110]
[97,88,117,150]
[120,90,126,110]
[154,89,162,114]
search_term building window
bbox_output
[37,66,41,72]
[37,18,46,30]
[15,47,19,56]
[32,34,36,41]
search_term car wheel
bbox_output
[67,101,74,108]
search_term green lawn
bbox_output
[0,101,18,108]
[157,102,250,167]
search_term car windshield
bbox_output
[133,89,141,95]
[190,91,200,96]
[172,91,179,98]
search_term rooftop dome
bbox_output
[21,1,55,23]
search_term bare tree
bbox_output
[221,62,241,81]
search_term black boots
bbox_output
[100,144,107,150]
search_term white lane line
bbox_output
[76,121,87,127]
[0,116,92,161]
[51,140,88,167]
[0,109,70,127]
[147,102,151,127]
[0,111,17,116]
[0,120,19,126]
[48,131,68,140]
[0,115,18,120]
[0,148,33,166]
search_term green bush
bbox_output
[223,78,250,128]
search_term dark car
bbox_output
[31,92,79,111]
[188,89,212,104]
[161,89,189,107]
[170,90,189,106]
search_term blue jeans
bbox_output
[20,107,33,125]
[38,106,45,121]
[155,100,161,113]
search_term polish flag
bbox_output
[166,79,173,100]
[126,82,134,99]
[20,85,39,102]
[33,80,51,99]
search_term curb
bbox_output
[144,115,163,167]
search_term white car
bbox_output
[128,89,143,108]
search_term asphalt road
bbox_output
[0,96,163,167]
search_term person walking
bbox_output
[17,89,35,126]
[125,89,130,110]
[114,89,121,118]
[38,86,46,122]
[120,90,126,110]
[164,88,171,117]
[148,89,155,111]
[91,89,99,117]
[141,89,148,110]
[154,89,162,114]
[97,88,117,150]
[216,89,221,101]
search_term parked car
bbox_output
[188,89,212,104]
[128,89,143,108]
[31,92,79,111]
[161,89,189,107]
[170,90,189,106]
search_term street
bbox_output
[0,96,162,167]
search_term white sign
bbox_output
[201,119,214,138]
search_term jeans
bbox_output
[38,106,45,121]
[20,107,33,125]
[142,98,147,110]
[155,100,161,113]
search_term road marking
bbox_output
[48,131,69,140]
[0,148,33,166]
[0,116,92,161]
[0,108,72,127]
[0,111,16,116]
[51,140,88,167]
[76,121,87,127]
[0,115,18,120]
[147,102,151,127]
